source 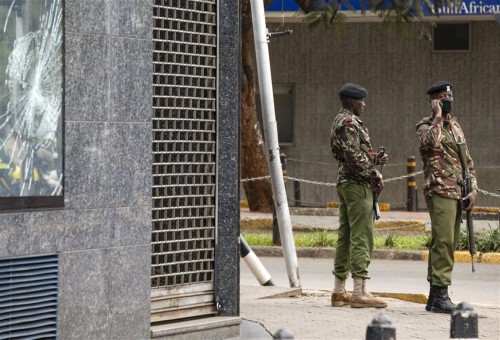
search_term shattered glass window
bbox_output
[0,0,63,204]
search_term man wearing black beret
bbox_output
[330,83,388,308]
[416,81,478,314]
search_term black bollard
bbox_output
[450,302,478,339]
[366,312,396,340]
[294,180,301,207]
[273,327,294,339]
[407,156,417,212]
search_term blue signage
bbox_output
[266,0,500,16]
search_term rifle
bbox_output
[373,147,385,220]
[456,142,476,272]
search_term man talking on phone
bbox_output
[416,81,478,314]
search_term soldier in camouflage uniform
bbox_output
[330,83,388,309]
[416,81,478,314]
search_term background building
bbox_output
[258,1,500,210]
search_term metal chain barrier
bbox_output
[241,173,500,200]
[241,172,424,186]
[476,188,500,199]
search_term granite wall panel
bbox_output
[57,246,150,340]
[65,0,151,39]
[65,34,152,123]
[64,122,151,209]
[216,0,240,318]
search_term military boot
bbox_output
[426,286,455,314]
[351,277,387,308]
[331,276,352,307]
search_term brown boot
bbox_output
[331,276,352,307]
[351,277,387,308]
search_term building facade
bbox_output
[0,0,240,339]
[261,3,500,209]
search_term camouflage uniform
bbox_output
[330,108,383,280]
[417,114,477,287]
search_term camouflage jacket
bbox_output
[416,113,477,200]
[330,108,382,192]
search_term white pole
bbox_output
[249,0,300,288]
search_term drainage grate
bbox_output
[0,255,59,340]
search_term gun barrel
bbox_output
[456,142,468,171]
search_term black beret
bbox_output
[338,83,367,99]
[426,81,453,95]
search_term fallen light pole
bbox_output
[250,0,300,288]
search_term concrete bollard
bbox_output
[450,302,478,339]
[366,312,396,340]
[239,235,274,286]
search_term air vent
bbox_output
[0,255,59,339]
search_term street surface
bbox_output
[239,257,500,339]
[241,257,500,306]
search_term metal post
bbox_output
[366,313,396,340]
[450,302,478,339]
[407,156,417,212]
[250,0,300,287]
[273,153,287,246]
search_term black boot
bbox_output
[426,286,455,314]
[425,286,436,312]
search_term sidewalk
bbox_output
[238,285,500,340]
[240,207,499,233]
[237,208,500,339]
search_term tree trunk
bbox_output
[240,0,273,213]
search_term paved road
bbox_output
[239,257,500,339]
[241,257,500,306]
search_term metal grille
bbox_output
[151,0,217,293]
[0,255,59,339]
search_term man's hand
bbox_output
[463,189,478,211]
[431,99,442,117]
[376,152,388,166]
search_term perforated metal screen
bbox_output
[151,0,217,306]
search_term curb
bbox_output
[251,246,500,264]
[241,218,427,232]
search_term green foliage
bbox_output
[243,227,500,252]
[456,230,470,251]
[456,227,500,253]
[300,0,461,41]
[242,233,273,247]
[476,227,500,253]
[300,230,337,248]
[303,1,346,35]
[419,233,432,249]
[383,232,398,248]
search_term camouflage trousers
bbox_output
[425,194,461,287]
[333,183,374,280]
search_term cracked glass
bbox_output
[0,0,63,205]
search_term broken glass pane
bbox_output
[0,0,63,197]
